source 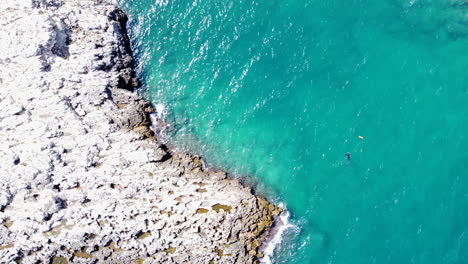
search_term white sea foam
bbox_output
[260,202,295,264]
[149,103,172,144]
[155,103,166,119]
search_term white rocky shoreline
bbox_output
[0,0,281,263]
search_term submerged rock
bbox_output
[0,0,279,263]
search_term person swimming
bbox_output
[346,152,351,160]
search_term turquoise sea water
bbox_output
[119,0,468,263]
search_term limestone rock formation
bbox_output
[0,0,280,263]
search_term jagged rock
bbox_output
[0,0,280,263]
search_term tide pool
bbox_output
[119,0,468,263]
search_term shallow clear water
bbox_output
[119,0,468,263]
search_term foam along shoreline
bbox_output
[260,203,296,264]
[0,0,281,263]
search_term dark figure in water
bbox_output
[346,152,351,160]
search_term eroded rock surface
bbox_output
[0,0,280,263]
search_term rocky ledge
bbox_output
[0,0,280,263]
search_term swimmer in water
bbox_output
[346,152,351,160]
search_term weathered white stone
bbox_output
[0,0,280,263]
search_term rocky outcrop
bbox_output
[0,0,280,263]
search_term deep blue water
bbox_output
[119,0,468,263]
